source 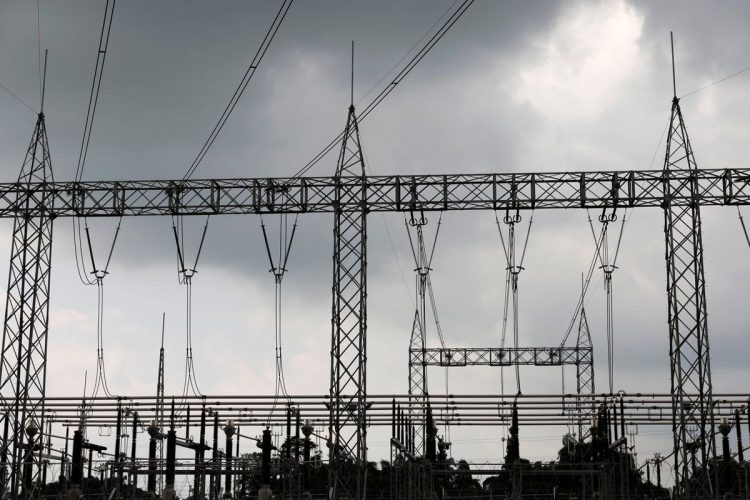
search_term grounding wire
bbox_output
[0,81,37,114]
[680,64,750,100]
[182,0,294,181]
[738,207,750,250]
[355,0,462,108]
[289,0,475,180]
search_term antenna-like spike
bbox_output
[350,40,355,107]
[670,32,677,99]
[41,50,48,113]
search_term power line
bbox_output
[290,0,475,180]
[182,0,294,181]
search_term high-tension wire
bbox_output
[290,0,475,180]
[586,208,628,394]
[74,0,116,183]
[171,215,211,400]
[182,0,294,180]
[260,212,299,426]
[495,210,534,395]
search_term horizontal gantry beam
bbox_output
[3,168,750,217]
[417,347,591,366]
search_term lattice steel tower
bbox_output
[329,101,368,500]
[663,36,715,498]
[0,111,54,498]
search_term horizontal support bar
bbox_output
[1,168,749,217]
[414,347,591,366]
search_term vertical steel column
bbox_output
[329,104,368,500]
[407,218,430,458]
[0,112,54,499]
[662,92,715,498]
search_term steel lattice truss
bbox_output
[418,346,592,367]
[0,168,745,218]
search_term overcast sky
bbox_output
[1,0,749,487]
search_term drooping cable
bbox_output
[171,215,211,401]
[405,211,448,445]
[260,211,299,426]
[290,0,475,180]
[586,208,628,395]
[494,210,534,396]
[559,225,608,348]
[182,0,294,180]
[78,217,122,423]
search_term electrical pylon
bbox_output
[329,101,368,500]
[662,40,715,497]
[0,111,54,498]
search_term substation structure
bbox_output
[0,96,749,499]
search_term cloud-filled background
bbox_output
[1,0,749,488]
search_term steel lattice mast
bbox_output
[0,112,54,498]
[575,306,595,439]
[329,102,368,500]
[663,93,715,497]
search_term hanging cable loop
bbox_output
[495,210,534,396]
[260,211,300,426]
[171,214,211,402]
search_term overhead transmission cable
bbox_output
[182,0,294,181]
[586,207,627,395]
[404,211,447,439]
[259,210,299,426]
[494,209,534,396]
[738,207,750,250]
[0,81,37,114]
[171,215,211,401]
[68,0,122,419]
[290,0,475,180]
[559,225,610,349]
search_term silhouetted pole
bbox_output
[164,401,177,500]
[223,420,235,498]
[131,411,139,497]
[147,421,159,495]
[211,412,219,500]
[259,428,272,500]
[736,408,744,463]
[301,420,313,496]
[67,429,83,500]
[115,404,122,496]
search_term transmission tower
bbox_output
[663,35,715,498]
[329,101,368,500]
[0,111,54,498]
